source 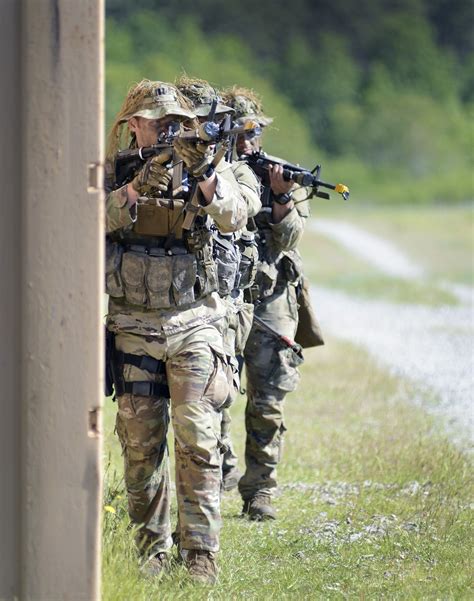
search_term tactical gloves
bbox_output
[131,155,173,194]
[174,138,214,178]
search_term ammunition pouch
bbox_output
[105,238,124,298]
[236,232,258,290]
[213,233,241,297]
[106,224,218,309]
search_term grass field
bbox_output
[102,203,473,599]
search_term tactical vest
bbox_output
[106,190,219,309]
[245,206,303,303]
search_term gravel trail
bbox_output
[309,219,474,446]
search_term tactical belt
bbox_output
[125,242,189,256]
[121,381,170,398]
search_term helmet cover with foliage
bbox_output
[176,75,234,117]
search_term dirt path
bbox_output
[309,219,474,448]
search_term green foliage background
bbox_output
[106,0,473,203]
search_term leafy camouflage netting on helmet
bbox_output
[221,86,273,127]
[106,79,196,158]
[175,75,234,117]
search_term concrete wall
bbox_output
[0,0,21,596]
[0,1,104,599]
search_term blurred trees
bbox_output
[105,0,473,202]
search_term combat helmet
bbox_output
[222,86,273,127]
[118,80,195,123]
[176,75,234,117]
[107,79,196,158]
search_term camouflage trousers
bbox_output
[238,283,303,500]
[219,296,253,477]
[113,321,230,554]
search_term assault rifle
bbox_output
[243,150,350,202]
[114,103,261,187]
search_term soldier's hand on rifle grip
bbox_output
[269,164,294,222]
[269,163,293,196]
[174,138,213,177]
[131,156,172,194]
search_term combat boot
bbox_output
[140,552,170,577]
[221,466,242,492]
[242,494,276,521]
[185,550,218,585]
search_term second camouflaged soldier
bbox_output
[105,80,247,583]
[175,76,262,491]
[223,86,309,520]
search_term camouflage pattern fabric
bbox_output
[238,283,303,500]
[238,203,308,501]
[105,157,247,235]
[113,319,229,553]
[106,132,246,555]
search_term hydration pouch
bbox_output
[146,254,173,309]
[121,251,147,306]
[105,238,124,298]
[172,254,197,306]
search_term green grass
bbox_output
[102,204,473,598]
[306,203,474,285]
[102,339,473,599]
[299,231,459,306]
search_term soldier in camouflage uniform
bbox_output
[222,87,309,520]
[175,76,261,491]
[105,79,247,583]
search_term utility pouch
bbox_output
[146,255,173,308]
[121,251,147,306]
[105,238,124,298]
[134,201,170,237]
[280,251,303,284]
[267,344,304,392]
[195,244,218,298]
[237,233,258,290]
[295,276,325,348]
[172,254,197,306]
[214,233,240,297]
[255,260,279,299]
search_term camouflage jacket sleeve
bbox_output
[104,159,137,234]
[269,195,310,252]
[230,161,262,218]
[201,160,248,233]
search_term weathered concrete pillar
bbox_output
[0,0,21,598]
[0,0,104,599]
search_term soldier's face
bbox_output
[128,116,178,147]
[236,133,261,156]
